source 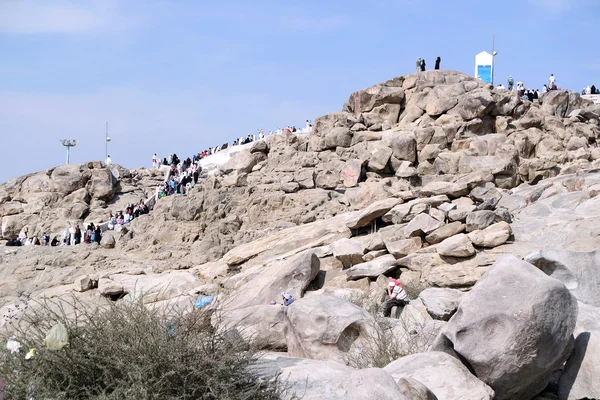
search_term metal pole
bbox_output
[491,35,494,86]
[105,121,108,161]
[66,145,70,165]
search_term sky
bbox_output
[1,0,599,183]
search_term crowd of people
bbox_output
[4,224,103,247]
[494,74,563,102]
[151,121,313,169]
[106,200,149,231]
[582,85,598,95]
[415,57,442,72]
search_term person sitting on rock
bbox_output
[383,278,409,317]
[51,236,59,246]
[42,232,50,246]
[281,292,295,306]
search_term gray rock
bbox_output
[346,254,398,280]
[384,351,494,400]
[395,377,438,400]
[346,198,400,230]
[221,150,258,174]
[250,140,269,153]
[525,248,600,307]
[382,131,417,163]
[425,222,465,244]
[251,353,409,400]
[384,237,422,258]
[222,305,287,350]
[447,204,477,222]
[367,142,393,171]
[433,255,578,400]
[558,332,600,400]
[285,295,374,363]
[404,214,445,237]
[419,287,464,321]
[465,210,496,232]
[73,274,98,292]
[419,181,470,198]
[467,221,511,248]
[436,233,475,258]
[331,238,364,269]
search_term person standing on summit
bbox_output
[549,74,556,89]
[508,75,514,91]
[420,58,426,71]
[434,57,441,70]
[416,57,422,73]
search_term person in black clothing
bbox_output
[94,226,102,244]
[592,85,597,94]
[434,57,441,70]
[193,169,199,184]
[420,59,426,71]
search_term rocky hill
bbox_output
[2,70,600,399]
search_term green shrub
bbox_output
[0,297,280,400]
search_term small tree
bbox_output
[0,296,280,400]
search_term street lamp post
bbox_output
[105,121,111,161]
[60,139,77,165]
[491,35,498,86]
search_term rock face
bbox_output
[433,256,578,400]
[525,248,600,307]
[418,287,464,321]
[251,353,410,400]
[558,332,600,400]
[284,295,374,363]
[384,351,494,400]
[2,70,600,399]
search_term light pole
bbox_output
[105,121,111,162]
[60,139,77,165]
[491,35,498,86]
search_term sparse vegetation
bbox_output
[0,296,280,400]
[345,291,441,369]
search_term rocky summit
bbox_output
[3,70,600,399]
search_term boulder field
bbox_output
[3,70,600,399]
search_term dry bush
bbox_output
[0,296,280,400]
[345,291,442,369]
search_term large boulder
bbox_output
[404,214,445,237]
[221,150,258,174]
[87,168,116,201]
[223,251,320,307]
[221,304,287,350]
[433,255,578,400]
[344,85,406,114]
[384,351,494,400]
[284,295,374,363]
[346,254,398,280]
[223,215,351,266]
[418,287,464,321]
[382,131,417,163]
[525,248,600,307]
[345,198,400,230]
[467,221,512,248]
[558,332,600,400]
[331,238,364,269]
[251,353,409,400]
[450,90,495,121]
[436,233,475,258]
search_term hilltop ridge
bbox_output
[3,70,600,399]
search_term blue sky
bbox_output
[1,0,599,183]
